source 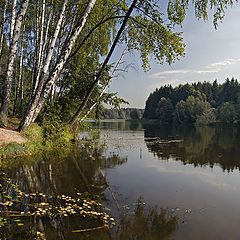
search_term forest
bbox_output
[0,0,187,133]
[0,0,235,137]
[143,78,240,124]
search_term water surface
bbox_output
[2,121,240,239]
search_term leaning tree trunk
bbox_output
[19,0,97,131]
[78,44,129,123]
[19,0,69,131]
[0,0,29,127]
[70,0,137,127]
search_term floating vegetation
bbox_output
[144,137,184,145]
[0,170,115,239]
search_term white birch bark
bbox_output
[40,0,68,83]
[19,0,97,131]
[14,25,25,114]
[0,0,29,126]
[29,0,67,100]
[38,5,52,82]
[30,2,40,97]
[20,64,24,114]
[70,0,137,126]
[10,0,17,42]
[0,0,8,58]
[19,0,69,130]
[34,0,46,94]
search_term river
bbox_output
[1,120,240,239]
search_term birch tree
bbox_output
[10,0,18,42]
[19,0,97,131]
[0,0,235,130]
[0,0,8,59]
[0,0,29,126]
[13,25,25,115]
[70,0,138,126]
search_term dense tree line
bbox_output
[104,108,144,119]
[0,0,236,132]
[144,124,240,172]
[143,78,240,124]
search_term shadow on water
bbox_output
[144,123,240,172]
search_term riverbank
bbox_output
[0,128,27,145]
[0,121,75,159]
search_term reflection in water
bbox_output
[93,120,143,132]
[2,121,240,239]
[3,146,127,196]
[0,145,128,240]
[144,124,240,171]
[117,198,178,240]
[1,143,179,240]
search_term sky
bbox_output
[107,2,240,109]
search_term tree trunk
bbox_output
[0,0,8,97]
[70,0,137,126]
[78,44,129,123]
[20,65,24,115]
[19,0,69,131]
[10,0,17,42]
[0,0,8,58]
[34,0,46,95]
[13,25,25,115]
[19,0,97,131]
[0,0,29,127]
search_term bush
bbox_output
[0,142,27,158]
[23,123,44,152]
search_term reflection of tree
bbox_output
[117,198,178,240]
[144,124,240,172]
[3,145,127,195]
[93,120,143,131]
[1,144,128,240]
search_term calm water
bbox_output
[2,120,240,239]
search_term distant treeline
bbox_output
[143,78,240,124]
[104,108,144,119]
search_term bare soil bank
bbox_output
[0,128,27,145]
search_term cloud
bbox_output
[149,69,218,79]
[206,58,240,69]
[149,58,240,80]
[147,163,234,190]
[148,79,182,90]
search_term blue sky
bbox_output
[108,2,240,109]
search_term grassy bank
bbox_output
[0,122,75,159]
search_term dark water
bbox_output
[2,120,240,239]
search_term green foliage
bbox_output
[0,142,27,158]
[0,123,44,159]
[195,108,216,125]
[218,102,236,123]
[156,97,174,123]
[167,0,237,28]
[126,14,185,70]
[37,102,74,148]
[168,0,189,26]
[1,0,238,129]
[24,123,43,143]
[144,78,239,124]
